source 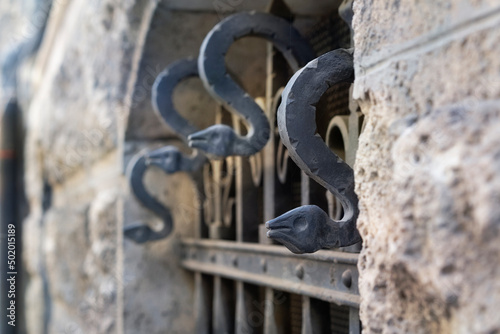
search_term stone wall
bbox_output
[20,0,158,332]
[352,1,500,333]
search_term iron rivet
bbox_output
[261,259,267,273]
[295,264,304,280]
[342,270,352,288]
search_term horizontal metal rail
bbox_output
[181,238,360,308]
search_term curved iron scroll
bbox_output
[266,49,361,254]
[153,58,201,141]
[124,152,173,243]
[188,11,316,158]
[151,58,207,172]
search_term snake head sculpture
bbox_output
[146,145,206,173]
[124,223,160,244]
[265,49,362,254]
[188,124,262,158]
[146,146,183,174]
[266,205,339,254]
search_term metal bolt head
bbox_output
[295,264,304,280]
[342,269,352,288]
[261,259,267,272]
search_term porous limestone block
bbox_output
[353,1,500,332]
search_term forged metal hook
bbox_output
[188,11,316,158]
[266,49,361,254]
[124,152,173,243]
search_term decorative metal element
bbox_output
[266,49,361,254]
[179,10,362,333]
[188,11,316,158]
[153,57,237,238]
[182,238,360,307]
[153,59,200,140]
[270,87,291,184]
[152,57,207,172]
[325,116,350,221]
[125,58,208,243]
[146,145,205,174]
[203,157,236,231]
[124,152,173,243]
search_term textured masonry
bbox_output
[353,1,500,333]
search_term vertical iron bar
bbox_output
[349,307,360,334]
[194,273,213,334]
[234,116,253,334]
[263,288,278,334]
[301,172,310,206]
[301,297,312,334]
[236,282,250,334]
[262,42,278,334]
[210,107,236,334]
[213,277,235,333]
[263,42,275,223]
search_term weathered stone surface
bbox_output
[20,0,156,332]
[353,0,500,69]
[44,205,89,332]
[25,0,155,184]
[41,189,119,333]
[82,189,120,333]
[353,1,500,332]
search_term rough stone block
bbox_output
[353,0,500,69]
[353,3,500,333]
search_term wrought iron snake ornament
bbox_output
[266,49,361,254]
[124,152,173,243]
[124,58,207,243]
[151,57,207,172]
[145,145,205,175]
[188,11,316,158]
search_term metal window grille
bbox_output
[180,10,362,334]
